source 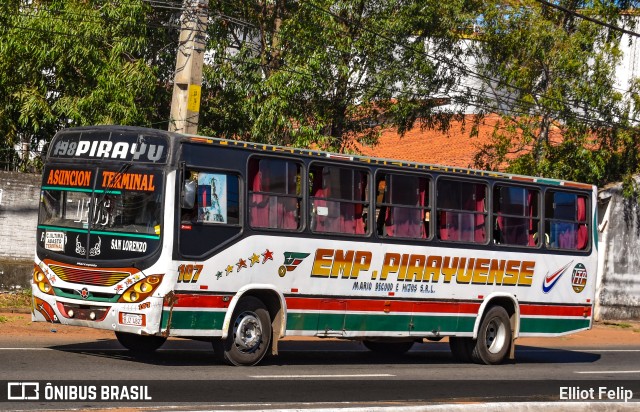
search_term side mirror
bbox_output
[181,180,196,209]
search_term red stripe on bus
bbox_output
[168,294,230,309]
[285,297,480,314]
[166,294,591,318]
[520,304,592,317]
[562,182,593,190]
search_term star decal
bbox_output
[125,278,133,286]
[225,265,234,276]
[48,275,56,284]
[249,253,261,267]
[262,249,274,263]
[114,284,123,293]
[236,258,247,272]
[216,271,223,280]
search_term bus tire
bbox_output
[449,336,473,363]
[115,331,166,353]
[217,296,272,366]
[470,305,512,365]
[363,340,414,355]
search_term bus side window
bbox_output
[493,185,540,247]
[309,164,369,236]
[180,170,239,225]
[377,172,430,239]
[179,169,241,257]
[545,191,589,251]
[248,157,301,231]
[437,179,486,243]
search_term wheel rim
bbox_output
[233,311,263,353]
[485,317,507,354]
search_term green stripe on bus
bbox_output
[38,225,88,234]
[41,186,122,194]
[53,288,120,303]
[287,312,476,333]
[90,230,160,240]
[162,311,588,335]
[536,178,561,186]
[161,310,225,330]
[38,225,159,240]
[520,317,590,334]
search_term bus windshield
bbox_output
[37,165,163,261]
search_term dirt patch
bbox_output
[0,313,114,341]
[0,312,638,347]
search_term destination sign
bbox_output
[49,131,168,163]
[45,169,93,188]
[98,170,158,192]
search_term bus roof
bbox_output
[52,125,594,191]
[177,130,595,191]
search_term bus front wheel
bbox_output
[470,305,512,365]
[213,296,272,366]
[115,331,166,353]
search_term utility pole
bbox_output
[169,0,209,134]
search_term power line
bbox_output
[206,13,638,136]
[296,0,640,127]
[532,0,640,38]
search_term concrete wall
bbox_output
[0,171,41,289]
[595,181,640,320]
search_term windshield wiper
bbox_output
[91,163,132,228]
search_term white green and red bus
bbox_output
[32,125,597,366]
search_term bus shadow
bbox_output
[513,344,601,364]
[46,340,601,367]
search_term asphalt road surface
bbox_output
[0,329,639,410]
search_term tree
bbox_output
[470,0,640,187]
[200,0,479,151]
[0,0,178,172]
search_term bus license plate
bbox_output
[119,313,145,326]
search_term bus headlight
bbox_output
[118,275,163,303]
[33,265,54,296]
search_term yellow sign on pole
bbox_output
[187,84,201,112]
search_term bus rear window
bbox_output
[545,191,589,250]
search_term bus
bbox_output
[32,125,597,366]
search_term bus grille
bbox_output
[48,265,130,287]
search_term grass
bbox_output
[603,321,640,333]
[603,321,632,329]
[0,290,32,308]
[0,315,7,323]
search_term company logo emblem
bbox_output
[571,263,588,293]
[542,261,573,293]
[80,288,90,299]
[278,252,311,277]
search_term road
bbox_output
[0,321,639,410]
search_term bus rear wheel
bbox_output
[214,296,272,366]
[115,331,166,353]
[363,340,414,355]
[470,305,512,365]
